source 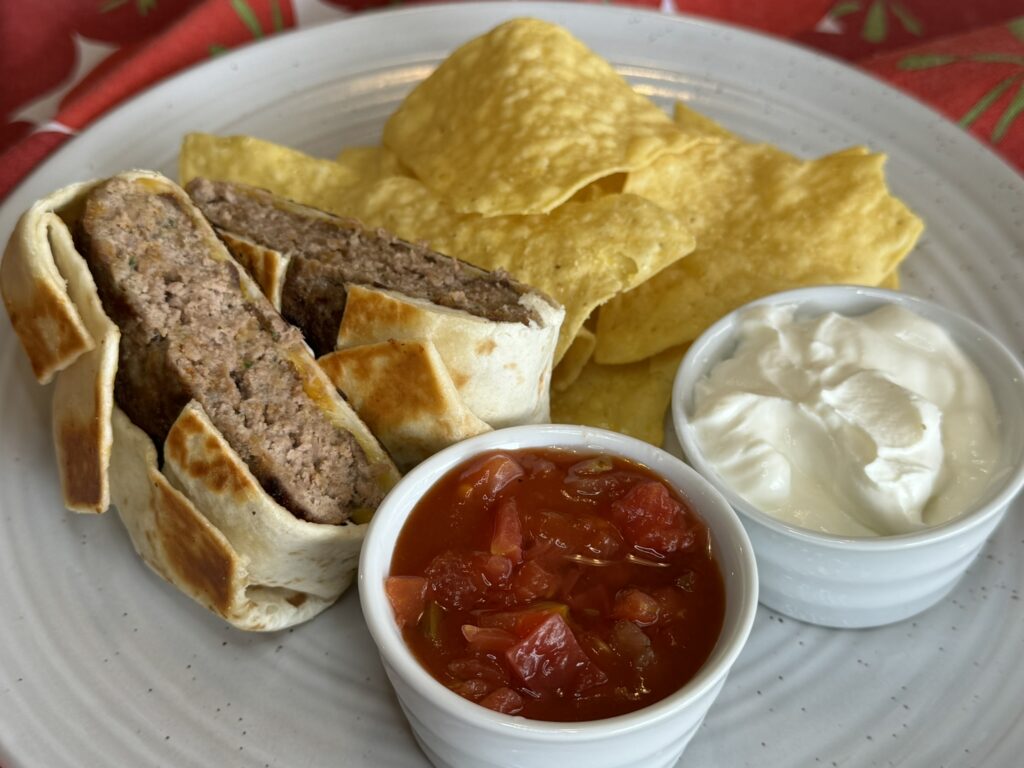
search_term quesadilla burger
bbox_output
[185,178,565,446]
[0,171,400,631]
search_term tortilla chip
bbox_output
[594,104,923,364]
[382,18,698,216]
[567,173,627,204]
[181,134,361,205]
[879,269,900,290]
[672,102,733,139]
[377,181,693,361]
[334,145,411,179]
[179,136,695,362]
[551,345,687,446]
[319,340,491,471]
[551,327,596,393]
[180,135,412,221]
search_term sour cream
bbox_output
[691,304,1001,536]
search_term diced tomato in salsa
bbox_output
[505,613,608,697]
[462,625,517,653]
[384,576,427,628]
[456,453,524,503]
[611,481,696,556]
[511,559,560,604]
[479,687,524,714]
[448,656,508,687]
[449,678,489,701]
[478,602,570,636]
[612,589,660,627]
[425,551,513,610]
[491,498,523,564]
[521,507,623,559]
[389,449,725,722]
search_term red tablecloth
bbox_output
[2,0,1023,202]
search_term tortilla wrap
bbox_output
[337,284,561,427]
[186,180,563,431]
[319,339,491,470]
[1,180,101,384]
[1,171,399,630]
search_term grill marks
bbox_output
[78,178,381,525]
[186,178,541,356]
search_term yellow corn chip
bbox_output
[334,146,412,180]
[567,173,626,204]
[594,104,923,364]
[672,102,733,139]
[355,178,694,361]
[879,269,900,290]
[551,345,687,446]
[551,328,596,393]
[179,134,696,362]
[181,135,407,211]
[383,18,698,216]
[182,134,363,205]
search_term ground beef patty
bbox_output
[77,177,382,525]
[186,178,543,355]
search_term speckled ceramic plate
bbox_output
[1,4,1022,767]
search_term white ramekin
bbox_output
[673,285,1024,628]
[359,425,759,768]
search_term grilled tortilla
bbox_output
[1,171,400,631]
[186,178,565,431]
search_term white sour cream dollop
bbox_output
[691,304,1001,536]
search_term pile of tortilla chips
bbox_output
[179,17,923,447]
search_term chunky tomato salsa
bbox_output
[386,449,725,722]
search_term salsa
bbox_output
[386,449,726,722]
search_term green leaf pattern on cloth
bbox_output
[993,81,1024,140]
[100,0,157,14]
[853,0,923,43]
[231,0,264,39]
[896,21,1024,144]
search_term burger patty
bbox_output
[77,177,382,525]
[186,177,544,355]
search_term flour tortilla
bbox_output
[337,284,562,427]
[197,181,565,429]
[319,339,491,470]
[215,230,290,311]
[1,180,100,384]
[49,220,120,514]
[1,171,399,630]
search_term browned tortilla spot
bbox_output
[476,338,497,356]
[338,288,419,342]
[153,478,233,614]
[217,233,284,303]
[322,340,448,425]
[165,407,248,499]
[164,406,198,464]
[7,278,92,382]
[285,592,308,608]
[57,419,102,509]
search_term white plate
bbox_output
[1,4,1022,767]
